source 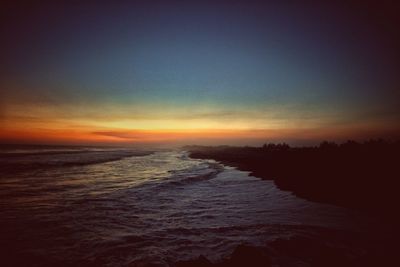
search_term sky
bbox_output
[1,0,399,146]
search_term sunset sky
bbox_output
[1,1,399,146]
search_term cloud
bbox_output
[92,131,143,140]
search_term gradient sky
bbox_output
[1,1,399,145]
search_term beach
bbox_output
[1,145,397,266]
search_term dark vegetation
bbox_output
[187,140,400,218]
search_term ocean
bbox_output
[0,145,392,266]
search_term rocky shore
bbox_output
[173,233,397,267]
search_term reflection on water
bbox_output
[0,149,391,266]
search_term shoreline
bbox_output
[182,141,400,266]
[187,141,399,221]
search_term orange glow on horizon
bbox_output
[2,123,398,146]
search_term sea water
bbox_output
[0,146,389,266]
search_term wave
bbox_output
[0,149,154,175]
[123,159,225,196]
[161,161,223,186]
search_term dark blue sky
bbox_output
[1,1,399,144]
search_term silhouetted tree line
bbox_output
[187,140,400,220]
